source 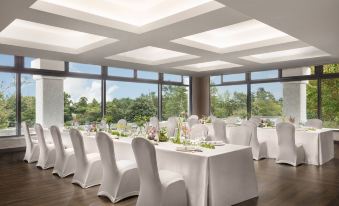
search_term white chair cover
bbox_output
[210,115,217,123]
[35,123,55,169]
[132,138,187,206]
[149,116,159,130]
[50,125,75,177]
[167,117,178,137]
[228,125,252,146]
[305,119,323,129]
[69,129,103,188]
[249,117,261,126]
[276,122,305,166]
[189,115,199,119]
[242,121,267,160]
[190,124,208,140]
[212,118,227,143]
[96,132,140,203]
[117,119,127,127]
[225,116,239,124]
[23,122,39,163]
[187,117,199,129]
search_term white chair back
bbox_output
[22,122,33,149]
[242,120,259,146]
[225,116,239,124]
[69,129,88,166]
[189,115,199,119]
[35,123,48,151]
[96,132,119,176]
[50,126,65,157]
[149,116,159,130]
[249,117,261,126]
[229,125,252,146]
[132,138,162,197]
[212,118,227,142]
[117,119,127,127]
[276,122,296,155]
[188,117,199,129]
[190,124,208,140]
[167,117,178,137]
[305,119,323,129]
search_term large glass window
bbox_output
[251,70,278,80]
[21,74,36,128]
[223,73,245,82]
[323,64,339,74]
[108,67,134,78]
[251,83,282,117]
[164,74,182,82]
[210,76,221,85]
[321,78,339,128]
[137,70,158,80]
[210,85,247,119]
[69,62,101,75]
[64,78,101,126]
[0,73,16,136]
[162,85,189,120]
[106,81,158,123]
[0,54,14,67]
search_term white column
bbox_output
[32,59,65,128]
[282,67,310,124]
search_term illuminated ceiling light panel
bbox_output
[175,60,242,71]
[31,0,224,33]
[0,19,117,54]
[106,46,198,65]
[240,46,330,63]
[173,19,298,53]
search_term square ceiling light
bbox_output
[240,46,330,63]
[31,0,224,33]
[173,19,298,53]
[0,19,117,54]
[175,60,242,72]
[106,46,198,65]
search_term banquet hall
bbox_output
[0,0,339,206]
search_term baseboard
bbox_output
[0,147,26,154]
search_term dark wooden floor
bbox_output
[1,145,339,206]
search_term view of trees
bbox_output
[162,85,188,120]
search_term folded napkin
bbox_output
[176,146,202,152]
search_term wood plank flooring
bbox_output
[1,144,339,206]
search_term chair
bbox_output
[190,124,208,140]
[50,125,75,177]
[242,121,267,160]
[228,125,252,146]
[117,119,127,127]
[249,117,261,126]
[276,122,305,166]
[132,138,187,206]
[167,117,178,137]
[305,119,323,129]
[187,117,199,129]
[35,123,56,169]
[189,115,199,119]
[149,116,159,130]
[22,122,40,163]
[69,129,103,188]
[96,132,139,202]
[212,118,227,143]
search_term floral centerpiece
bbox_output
[147,126,157,141]
[181,124,190,139]
[200,115,211,124]
[159,127,168,142]
[259,119,275,128]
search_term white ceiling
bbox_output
[0,0,338,76]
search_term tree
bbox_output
[162,85,188,119]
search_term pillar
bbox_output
[191,76,210,118]
[32,59,65,128]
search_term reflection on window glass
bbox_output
[108,67,134,78]
[21,74,36,128]
[322,78,339,128]
[106,81,158,123]
[24,57,34,68]
[223,73,245,82]
[323,64,339,74]
[251,70,278,80]
[0,73,16,136]
[162,85,189,120]
[69,62,101,75]
[251,83,282,117]
[137,70,158,80]
[183,76,190,85]
[64,78,101,126]
[210,76,221,85]
[210,85,247,119]
[0,54,14,67]
[164,74,181,82]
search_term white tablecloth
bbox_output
[51,131,258,206]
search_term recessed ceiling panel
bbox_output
[106,46,199,65]
[175,60,242,71]
[240,46,330,63]
[0,19,117,54]
[173,19,298,53]
[31,0,225,33]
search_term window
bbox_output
[137,70,158,80]
[108,67,134,78]
[162,85,189,120]
[210,85,247,119]
[183,76,190,85]
[0,73,16,136]
[69,62,101,75]
[251,70,278,80]
[323,64,339,74]
[223,73,245,82]
[164,74,182,82]
[0,54,14,67]
[321,78,339,128]
[210,75,221,85]
[251,83,282,117]
[21,74,36,128]
[64,77,102,126]
[106,81,158,123]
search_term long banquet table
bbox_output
[47,131,258,206]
